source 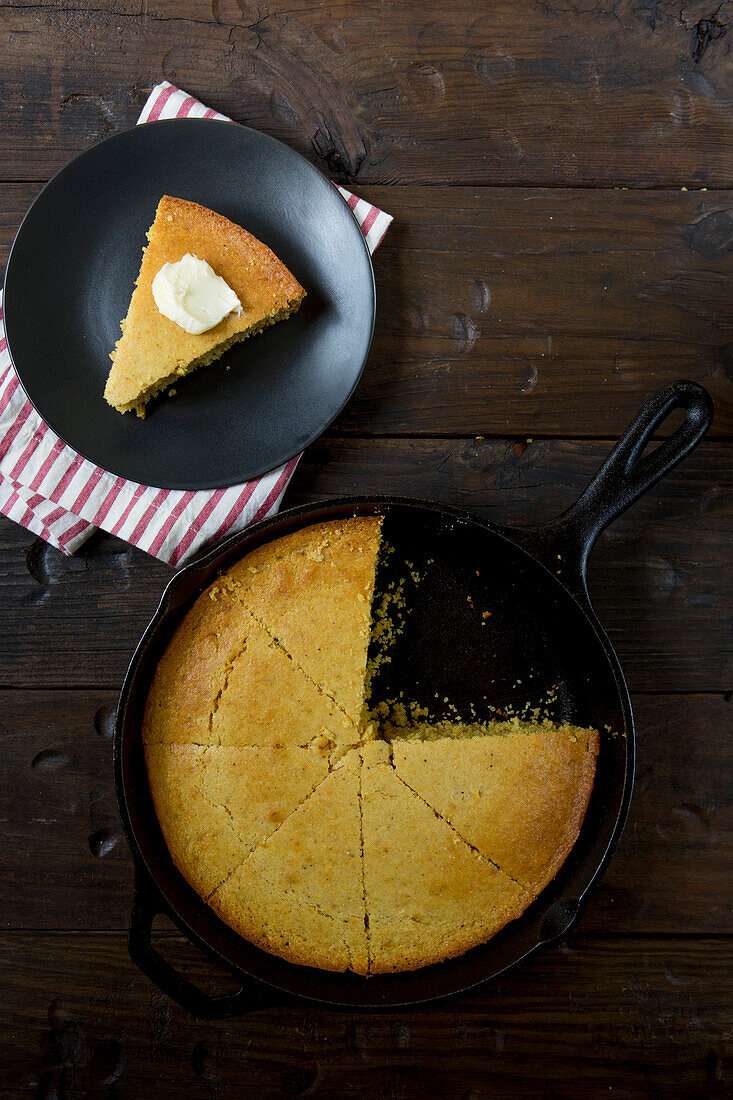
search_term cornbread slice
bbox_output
[143,586,251,747]
[143,587,352,749]
[391,721,600,889]
[221,517,383,725]
[212,617,356,748]
[105,195,306,415]
[145,742,330,899]
[208,749,368,973]
[360,742,528,974]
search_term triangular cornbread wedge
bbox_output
[220,517,382,725]
[391,722,599,889]
[144,742,331,900]
[143,587,353,749]
[105,195,305,415]
[208,749,368,973]
[212,616,356,748]
[360,742,528,974]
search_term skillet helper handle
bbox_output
[519,381,713,594]
[129,869,281,1018]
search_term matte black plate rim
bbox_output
[2,119,376,490]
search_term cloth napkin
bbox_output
[0,82,391,566]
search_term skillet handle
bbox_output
[129,869,282,1018]
[514,381,713,597]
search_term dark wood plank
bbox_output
[0,690,729,934]
[586,693,733,933]
[0,690,126,930]
[3,182,732,438]
[356,185,733,438]
[2,1,733,185]
[0,931,729,1098]
[2,439,727,691]
[0,524,170,688]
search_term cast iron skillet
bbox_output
[114,380,712,1018]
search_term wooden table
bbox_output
[1,3,732,1096]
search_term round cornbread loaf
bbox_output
[142,517,599,975]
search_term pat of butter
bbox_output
[151,253,241,335]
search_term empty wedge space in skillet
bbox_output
[104,195,306,416]
[207,748,367,974]
[144,741,332,900]
[143,586,356,750]
[219,516,383,725]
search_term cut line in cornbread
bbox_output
[141,517,602,976]
[144,741,331,900]
[207,749,367,973]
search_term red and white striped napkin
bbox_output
[0,82,391,566]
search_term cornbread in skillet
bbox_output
[208,749,368,973]
[220,517,383,725]
[145,742,330,900]
[142,587,354,750]
[142,583,250,747]
[360,741,528,974]
[212,611,354,748]
[142,515,600,976]
[104,195,305,415]
[390,721,599,890]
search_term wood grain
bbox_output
[1,439,728,691]
[357,185,733,438]
[1,0,731,1086]
[0,932,729,1098]
[2,1,733,185]
[3,182,732,438]
[0,690,729,935]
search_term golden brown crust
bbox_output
[142,586,356,750]
[360,742,529,974]
[105,195,306,412]
[142,587,249,748]
[145,741,329,900]
[207,750,368,973]
[390,722,600,891]
[142,518,601,977]
[219,517,383,725]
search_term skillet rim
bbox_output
[114,494,635,1010]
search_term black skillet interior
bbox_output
[115,380,713,1016]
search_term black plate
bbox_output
[2,119,376,489]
